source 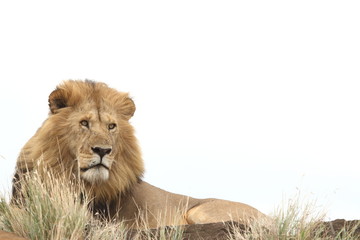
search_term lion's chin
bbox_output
[80,167,109,184]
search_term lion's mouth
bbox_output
[80,163,109,172]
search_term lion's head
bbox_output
[15,80,144,202]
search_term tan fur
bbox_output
[0,230,27,240]
[12,80,267,228]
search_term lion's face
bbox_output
[71,107,119,184]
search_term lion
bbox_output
[12,80,267,228]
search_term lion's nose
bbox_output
[91,147,112,159]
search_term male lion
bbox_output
[12,80,267,228]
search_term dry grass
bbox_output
[0,172,358,239]
[0,170,88,240]
[0,170,184,240]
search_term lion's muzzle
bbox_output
[78,146,113,183]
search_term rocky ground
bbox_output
[321,219,360,238]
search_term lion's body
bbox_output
[112,181,265,227]
[12,80,267,228]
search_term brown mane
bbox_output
[14,80,144,202]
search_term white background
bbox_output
[0,1,359,220]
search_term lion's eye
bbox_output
[108,123,116,130]
[80,120,89,128]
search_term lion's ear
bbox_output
[120,97,136,120]
[48,88,68,114]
